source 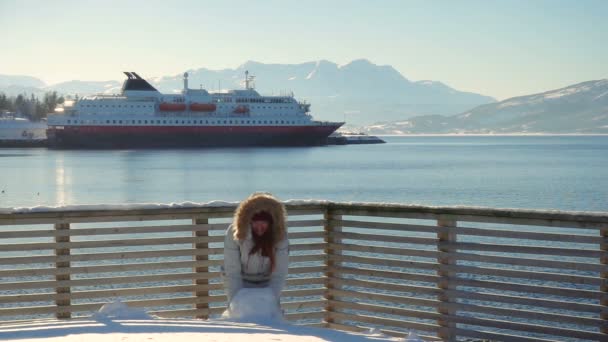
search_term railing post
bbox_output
[437,217,457,341]
[54,222,71,319]
[323,207,342,328]
[193,217,209,319]
[601,225,607,336]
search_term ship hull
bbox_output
[47,124,342,148]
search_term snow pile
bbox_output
[91,300,152,321]
[223,288,282,323]
[0,298,417,341]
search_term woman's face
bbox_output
[251,220,269,237]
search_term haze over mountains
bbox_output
[0,59,494,126]
[365,80,608,134]
[1,60,606,133]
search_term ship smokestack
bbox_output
[183,72,189,92]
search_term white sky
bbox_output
[1,0,607,100]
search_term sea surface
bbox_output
[1,135,607,212]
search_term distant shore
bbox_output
[374,133,608,137]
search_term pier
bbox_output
[1,202,607,341]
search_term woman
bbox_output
[223,193,289,304]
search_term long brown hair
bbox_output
[248,211,277,271]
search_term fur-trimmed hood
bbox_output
[232,193,287,242]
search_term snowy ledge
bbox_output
[1,199,606,222]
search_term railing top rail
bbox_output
[327,202,608,225]
[0,200,606,225]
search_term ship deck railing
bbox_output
[1,201,607,341]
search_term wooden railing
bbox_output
[1,202,607,341]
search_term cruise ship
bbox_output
[46,72,343,148]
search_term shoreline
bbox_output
[374,133,608,137]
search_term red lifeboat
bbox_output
[190,103,217,112]
[159,103,186,111]
[233,105,250,115]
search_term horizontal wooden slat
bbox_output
[283,288,326,298]
[0,272,216,291]
[329,311,439,332]
[451,226,600,243]
[286,277,326,286]
[335,219,440,233]
[0,305,58,317]
[0,236,220,251]
[284,311,325,321]
[329,243,438,258]
[0,248,209,265]
[449,301,602,327]
[445,264,602,286]
[282,300,325,310]
[448,314,607,340]
[2,289,226,304]
[444,241,601,257]
[331,277,441,295]
[330,203,608,228]
[290,243,326,251]
[451,278,604,300]
[288,231,325,239]
[288,265,327,275]
[328,288,440,308]
[287,219,324,227]
[329,299,440,320]
[331,231,438,245]
[0,223,228,239]
[445,289,604,314]
[330,254,439,271]
[0,260,215,278]
[289,254,325,263]
[448,251,606,272]
[450,327,559,342]
[332,265,440,283]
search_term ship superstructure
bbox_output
[47,71,343,148]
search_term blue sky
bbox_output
[0,0,606,100]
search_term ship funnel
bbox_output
[123,72,134,79]
[183,72,189,92]
[131,72,143,80]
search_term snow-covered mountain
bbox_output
[0,74,45,88]
[44,80,122,95]
[153,59,495,125]
[364,79,608,134]
[0,60,495,125]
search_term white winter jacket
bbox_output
[222,193,289,302]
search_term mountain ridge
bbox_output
[362,79,608,134]
[0,60,495,125]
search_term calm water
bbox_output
[1,135,607,211]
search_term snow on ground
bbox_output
[0,289,424,341]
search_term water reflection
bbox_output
[54,153,70,205]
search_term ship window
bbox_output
[144,120,148,124]
[138,120,142,124]
[157,120,160,124]
[119,120,122,124]
[281,120,284,124]
[182,121,185,124]
[223,120,227,124]
[229,121,232,124]
[113,120,116,124]
[67,120,71,123]
[205,120,208,124]
[106,120,110,124]
[163,120,166,124]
